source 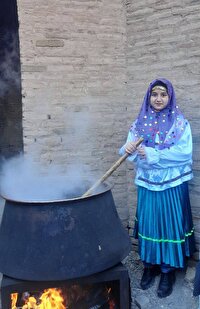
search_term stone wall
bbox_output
[125,0,200,249]
[16,0,129,222]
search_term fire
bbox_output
[11,285,117,308]
[37,288,65,309]
[22,296,37,309]
[11,293,18,309]
[11,288,65,309]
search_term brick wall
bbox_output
[16,0,129,223]
[126,0,200,249]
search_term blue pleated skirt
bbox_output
[134,182,195,268]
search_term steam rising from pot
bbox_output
[0,106,105,201]
[0,154,96,201]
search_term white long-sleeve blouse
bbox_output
[119,119,193,191]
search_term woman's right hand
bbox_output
[125,141,138,154]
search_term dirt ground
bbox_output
[123,250,199,309]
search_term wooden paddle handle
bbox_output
[82,137,144,198]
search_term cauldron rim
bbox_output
[0,182,112,204]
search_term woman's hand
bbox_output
[125,141,138,154]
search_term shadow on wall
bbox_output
[0,0,23,159]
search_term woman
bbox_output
[120,78,195,298]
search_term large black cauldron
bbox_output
[0,184,131,281]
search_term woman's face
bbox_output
[150,87,169,112]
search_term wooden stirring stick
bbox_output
[82,137,144,198]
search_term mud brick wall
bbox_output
[16,0,129,223]
[125,0,200,249]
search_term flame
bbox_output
[37,288,65,309]
[11,293,18,309]
[109,299,116,309]
[22,296,37,309]
[11,286,116,308]
[11,288,65,309]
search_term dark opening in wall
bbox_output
[0,0,23,159]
